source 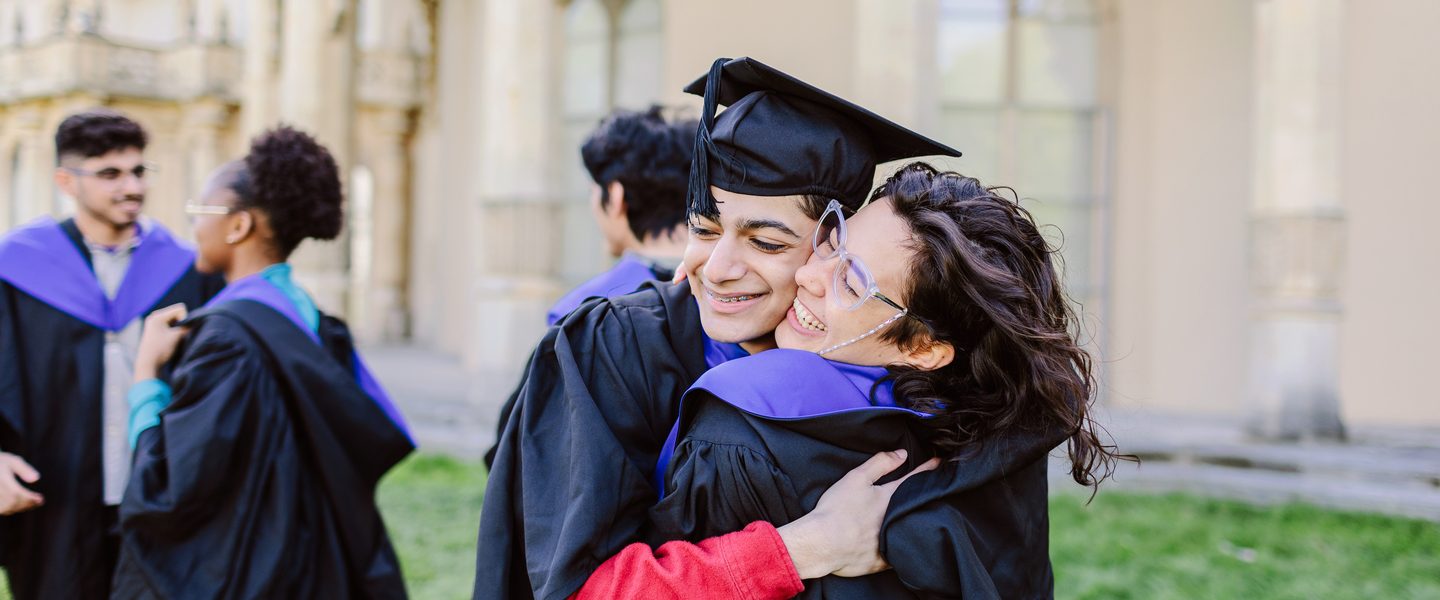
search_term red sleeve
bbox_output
[570,521,805,600]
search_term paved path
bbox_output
[1052,409,1440,521]
[364,343,1440,521]
[365,344,501,460]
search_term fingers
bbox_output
[0,454,44,515]
[152,303,188,327]
[847,449,908,485]
[1,453,40,483]
[671,269,689,284]
[881,457,941,492]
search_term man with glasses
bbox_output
[476,57,960,599]
[0,109,223,599]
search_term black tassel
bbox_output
[687,57,729,219]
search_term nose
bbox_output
[121,171,147,196]
[794,251,831,300]
[702,235,748,285]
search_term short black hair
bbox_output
[55,109,148,162]
[219,125,343,257]
[580,106,694,241]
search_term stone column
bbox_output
[350,106,411,343]
[275,0,358,316]
[182,99,230,199]
[1245,0,1346,441]
[465,0,566,395]
[241,0,279,135]
[9,108,45,222]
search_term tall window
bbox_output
[557,0,665,284]
[613,0,663,110]
[937,0,1106,308]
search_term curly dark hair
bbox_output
[218,125,343,257]
[581,106,694,241]
[54,109,148,162]
[875,162,1132,489]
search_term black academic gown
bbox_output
[109,300,413,599]
[482,263,674,469]
[650,392,1067,599]
[0,221,222,600]
[474,281,709,600]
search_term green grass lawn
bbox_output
[1049,491,1440,599]
[3,455,1437,600]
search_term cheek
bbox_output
[764,251,810,293]
[681,239,712,277]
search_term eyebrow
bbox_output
[736,218,801,239]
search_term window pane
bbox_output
[1018,0,1098,20]
[1017,19,1096,107]
[939,0,1008,19]
[938,108,1002,182]
[1024,199,1093,296]
[614,0,663,110]
[562,0,611,116]
[937,17,1008,105]
[1014,110,1093,198]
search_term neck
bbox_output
[632,226,688,261]
[224,252,282,284]
[73,211,135,247]
[739,333,778,356]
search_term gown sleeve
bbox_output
[475,295,698,600]
[119,319,277,538]
[570,521,803,600]
[881,430,1061,599]
[0,287,20,443]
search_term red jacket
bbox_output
[571,521,804,600]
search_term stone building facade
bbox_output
[1,0,1436,438]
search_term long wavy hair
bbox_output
[876,162,1131,488]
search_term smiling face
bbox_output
[776,197,922,366]
[681,186,818,349]
[55,147,148,230]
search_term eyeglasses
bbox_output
[183,202,241,217]
[812,199,910,314]
[63,163,156,183]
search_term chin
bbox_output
[193,257,221,275]
[772,328,816,353]
[697,309,779,346]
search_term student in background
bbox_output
[0,109,222,600]
[111,126,412,599]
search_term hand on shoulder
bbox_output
[777,449,941,579]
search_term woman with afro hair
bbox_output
[111,126,413,599]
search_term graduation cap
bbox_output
[685,57,961,217]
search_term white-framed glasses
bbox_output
[812,199,911,313]
[63,162,156,183]
[183,202,241,217]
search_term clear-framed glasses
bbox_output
[63,162,156,183]
[183,202,240,217]
[812,199,910,313]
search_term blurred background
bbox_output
[0,0,1437,597]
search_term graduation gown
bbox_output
[475,281,726,600]
[481,257,674,469]
[110,276,414,599]
[650,350,1067,599]
[0,217,222,600]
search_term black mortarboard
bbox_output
[684,57,961,217]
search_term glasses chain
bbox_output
[817,309,908,356]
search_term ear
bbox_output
[904,338,955,372]
[53,168,77,196]
[227,210,256,244]
[606,181,627,219]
